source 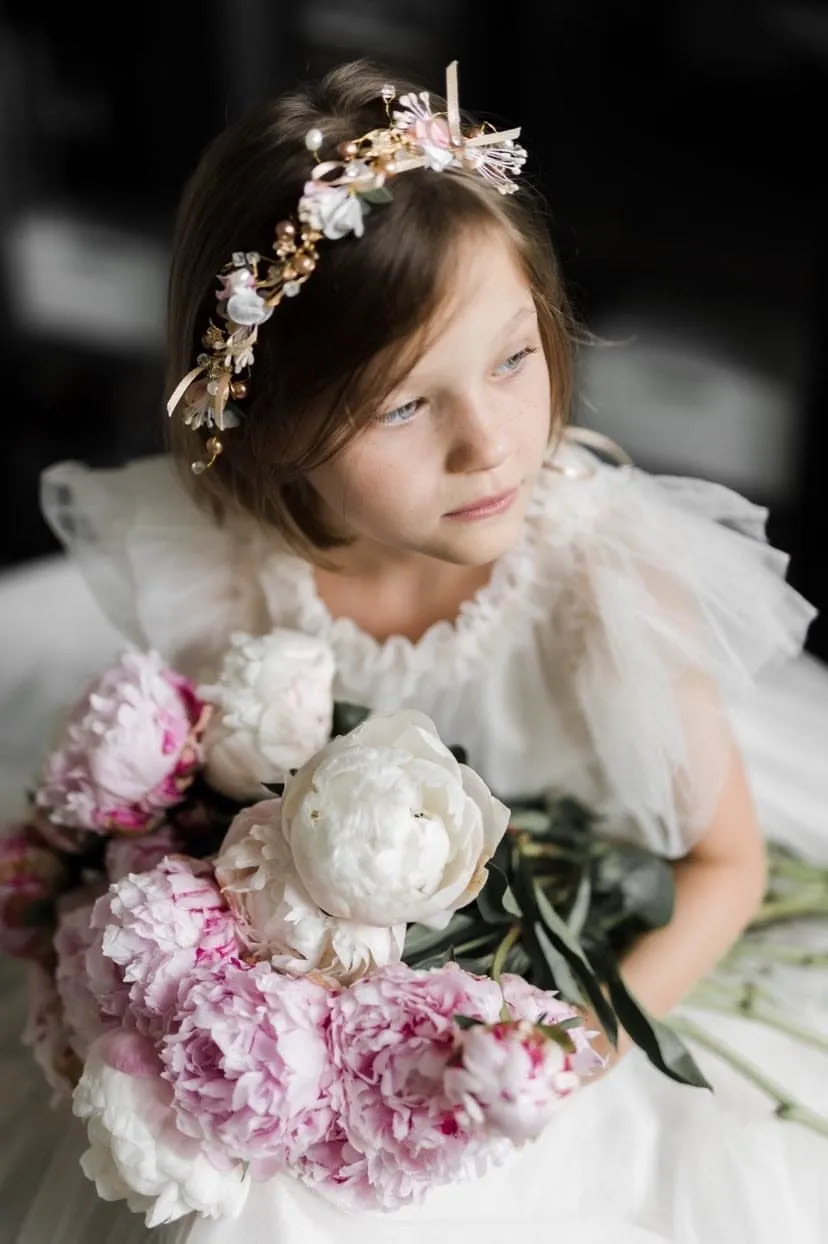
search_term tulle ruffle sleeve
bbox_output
[40,456,269,680]
[535,443,817,857]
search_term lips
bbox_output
[444,487,518,519]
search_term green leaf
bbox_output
[476,862,521,925]
[537,1023,576,1052]
[596,954,711,1090]
[403,915,488,965]
[358,186,394,204]
[529,876,618,1044]
[454,1014,481,1030]
[544,796,598,842]
[565,869,592,937]
[331,702,371,737]
[508,849,615,1036]
[592,844,675,930]
[508,808,553,835]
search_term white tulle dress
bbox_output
[1,438,827,1244]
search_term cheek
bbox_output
[310,437,431,531]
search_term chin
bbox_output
[434,508,526,567]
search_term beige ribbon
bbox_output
[166,364,206,419]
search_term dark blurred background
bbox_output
[1,1,825,658]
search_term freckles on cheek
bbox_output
[349,448,424,530]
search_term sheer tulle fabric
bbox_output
[40,443,815,858]
[0,441,819,1243]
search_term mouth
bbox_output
[443,487,519,521]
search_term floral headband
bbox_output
[167,62,528,473]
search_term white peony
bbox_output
[215,800,405,984]
[73,1034,250,1227]
[199,630,335,802]
[283,710,509,929]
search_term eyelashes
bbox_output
[376,345,540,428]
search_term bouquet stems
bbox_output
[668,1016,828,1139]
[688,981,828,1056]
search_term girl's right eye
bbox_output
[376,398,424,427]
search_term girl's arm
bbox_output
[590,739,768,1063]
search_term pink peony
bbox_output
[0,823,67,958]
[22,962,81,1104]
[443,1019,583,1145]
[92,856,241,1037]
[105,824,183,883]
[35,650,206,837]
[54,901,128,1058]
[328,962,505,1209]
[293,1121,374,1210]
[160,961,334,1173]
[500,974,604,1077]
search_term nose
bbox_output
[444,393,510,475]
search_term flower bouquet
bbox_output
[3,628,825,1223]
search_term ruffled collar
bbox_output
[255,458,580,704]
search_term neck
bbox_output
[312,546,494,644]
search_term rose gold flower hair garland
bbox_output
[167,62,528,473]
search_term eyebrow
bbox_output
[387,303,538,401]
[502,304,536,331]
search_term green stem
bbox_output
[668,1016,828,1139]
[689,990,828,1055]
[767,856,828,885]
[727,941,828,968]
[452,934,500,958]
[518,842,581,863]
[491,924,521,984]
[750,890,828,929]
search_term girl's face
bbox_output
[307,230,553,569]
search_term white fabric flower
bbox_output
[216,801,404,984]
[282,709,510,929]
[298,185,366,240]
[199,629,335,802]
[225,287,272,326]
[73,1034,250,1227]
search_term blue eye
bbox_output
[494,345,538,376]
[377,398,423,427]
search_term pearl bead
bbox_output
[339,140,358,159]
[381,84,396,103]
[304,127,324,152]
[283,280,301,297]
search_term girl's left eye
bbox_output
[494,345,538,377]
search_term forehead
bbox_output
[404,232,533,378]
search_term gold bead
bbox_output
[294,252,315,275]
[230,380,248,399]
[339,140,359,159]
[276,220,296,239]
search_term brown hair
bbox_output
[165,60,574,559]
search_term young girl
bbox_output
[3,59,827,1244]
